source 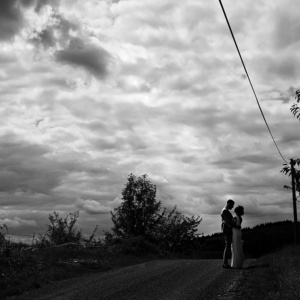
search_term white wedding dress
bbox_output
[231,215,244,268]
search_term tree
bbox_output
[290,89,300,121]
[281,90,300,195]
[155,206,202,252]
[111,174,162,239]
[281,159,300,196]
[110,174,202,254]
[281,89,300,243]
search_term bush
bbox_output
[35,212,83,247]
[104,234,160,256]
[154,206,202,253]
[0,224,6,247]
[0,224,12,257]
[34,211,100,248]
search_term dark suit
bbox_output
[221,207,233,263]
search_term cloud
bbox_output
[35,0,60,12]
[263,54,300,81]
[0,0,26,40]
[1,217,37,228]
[0,0,299,238]
[55,38,113,79]
[213,153,280,170]
[33,28,56,48]
[263,87,296,103]
[273,2,300,49]
[76,198,111,215]
[30,12,78,49]
[0,131,70,195]
[0,0,56,40]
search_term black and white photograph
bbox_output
[1,0,300,299]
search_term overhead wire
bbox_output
[218,0,288,164]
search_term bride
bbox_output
[231,205,244,269]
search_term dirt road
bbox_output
[12,259,251,300]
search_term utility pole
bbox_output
[290,159,298,244]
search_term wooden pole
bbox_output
[290,159,298,244]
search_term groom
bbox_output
[221,199,235,269]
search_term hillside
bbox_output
[198,220,300,258]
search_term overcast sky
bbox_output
[1,0,300,241]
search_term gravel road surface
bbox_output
[11,259,251,300]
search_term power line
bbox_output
[218,0,288,164]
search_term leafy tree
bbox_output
[281,90,300,195]
[111,174,162,239]
[281,159,300,196]
[290,89,300,120]
[110,174,202,253]
[155,206,202,252]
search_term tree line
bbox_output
[0,173,202,255]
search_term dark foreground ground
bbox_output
[9,259,252,300]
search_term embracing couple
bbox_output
[221,199,244,269]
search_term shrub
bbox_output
[35,211,100,248]
[0,224,12,257]
[0,224,7,251]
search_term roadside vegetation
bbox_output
[1,174,299,298]
[0,174,202,298]
[223,244,300,300]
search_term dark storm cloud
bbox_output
[266,56,298,80]
[273,7,300,49]
[0,0,54,40]
[279,128,300,146]
[254,52,300,82]
[221,157,286,195]
[1,0,298,237]
[236,154,280,166]
[34,29,56,48]
[42,77,70,89]
[0,132,68,195]
[35,0,60,12]
[212,153,280,170]
[66,98,156,135]
[31,13,78,49]
[0,0,26,40]
[91,135,148,152]
[160,102,266,139]
[0,54,15,65]
[55,38,113,79]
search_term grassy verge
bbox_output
[0,245,163,299]
[223,244,300,300]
